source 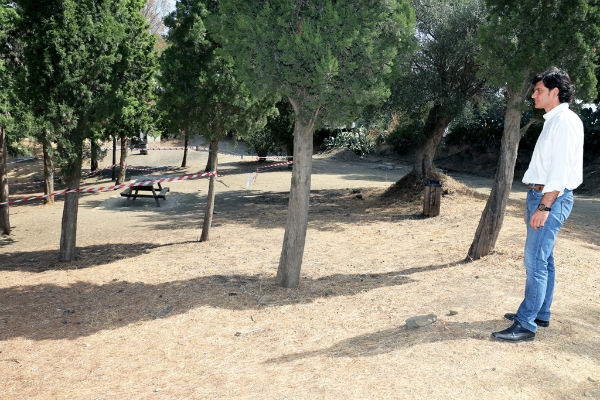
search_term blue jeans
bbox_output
[515,188,573,332]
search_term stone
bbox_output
[588,377,598,383]
[448,310,458,316]
[405,314,437,329]
[324,289,335,296]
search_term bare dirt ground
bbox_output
[1,140,599,399]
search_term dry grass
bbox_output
[1,142,599,399]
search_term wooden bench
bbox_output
[121,178,169,206]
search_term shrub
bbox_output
[323,127,376,156]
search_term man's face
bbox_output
[531,81,558,111]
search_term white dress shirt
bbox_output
[522,102,584,194]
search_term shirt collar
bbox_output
[543,102,569,120]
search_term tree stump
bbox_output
[423,179,442,217]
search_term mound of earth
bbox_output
[322,147,362,162]
[381,170,473,203]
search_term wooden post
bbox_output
[423,179,442,217]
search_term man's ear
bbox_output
[551,87,560,98]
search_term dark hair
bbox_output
[532,67,574,103]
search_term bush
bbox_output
[384,120,422,154]
[323,127,376,156]
[245,100,294,158]
[244,128,285,159]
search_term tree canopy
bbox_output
[215,0,416,287]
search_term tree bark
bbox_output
[111,135,117,181]
[413,103,452,179]
[0,126,10,235]
[90,140,99,171]
[276,107,317,288]
[42,136,55,205]
[59,150,82,262]
[181,132,189,168]
[116,133,128,185]
[204,139,216,173]
[467,81,530,260]
[200,139,219,242]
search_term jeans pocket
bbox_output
[560,199,573,223]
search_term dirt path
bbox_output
[1,143,599,399]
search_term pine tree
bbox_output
[467,0,599,260]
[215,0,415,287]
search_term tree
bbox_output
[392,0,486,180]
[160,0,272,242]
[157,0,208,169]
[467,0,599,260]
[18,0,147,261]
[107,2,158,185]
[0,1,20,235]
[216,1,415,287]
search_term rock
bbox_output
[355,194,363,200]
[589,377,598,383]
[324,289,335,296]
[448,310,459,316]
[351,188,361,194]
[405,314,437,329]
[584,389,600,398]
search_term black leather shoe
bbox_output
[492,321,535,342]
[504,313,549,327]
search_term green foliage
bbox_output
[158,0,271,143]
[0,1,27,153]
[578,106,600,160]
[477,0,599,99]
[214,0,415,124]
[385,118,424,154]
[245,100,294,158]
[391,0,486,113]
[106,0,158,141]
[445,99,506,151]
[324,127,376,156]
[17,0,139,176]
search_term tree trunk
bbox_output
[200,139,219,242]
[42,134,55,205]
[467,83,529,260]
[413,103,452,179]
[116,134,128,185]
[276,110,317,288]
[59,151,82,262]
[181,133,189,168]
[111,135,117,181]
[90,140,99,171]
[0,126,10,235]
[204,141,216,173]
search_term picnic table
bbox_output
[120,177,169,206]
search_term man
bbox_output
[492,67,584,342]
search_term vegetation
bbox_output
[215,0,416,287]
[467,0,599,260]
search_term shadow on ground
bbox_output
[86,186,425,234]
[0,260,475,341]
[266,319,498,362]
[0,242,197,272]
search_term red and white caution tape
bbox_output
[1,171,217,206]
[245,161,293,187]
